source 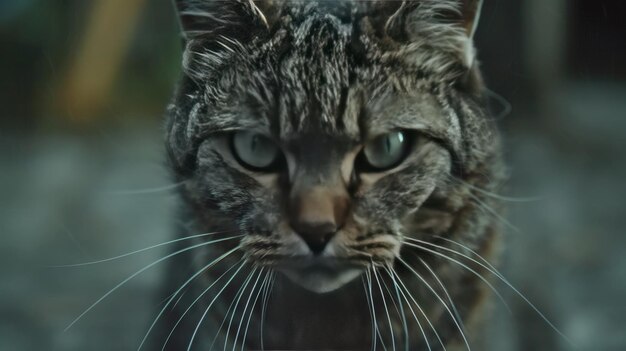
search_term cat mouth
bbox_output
[276,258,364,293]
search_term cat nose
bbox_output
[289,186,349,255]
[294,221,337,255]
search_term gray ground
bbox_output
[1,83,625,350]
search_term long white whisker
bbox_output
[398,257,471,351]
[402,239,511,312]
[365,269,383,351]
[64,235,243,332]
[241,270,270,351]
[53,230,235,267]
[385,266,432,351]
[233,268,265,351]
[361,275,377,351]
[223,266,258,350]
[405,239,573,345]
[433,235,503,279]
[417,257,465,335]
[385,266,410,351]
[391,269,443,351]
[137,247,239,350]
[186,262,251,351]
[467,192,520,233]
[450,177,543,203]
[260,270,275,351]
[208,266,256,351]
[373,267,396,351]
[160,259,246,351]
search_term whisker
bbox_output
[171,288,188,311]
[240,270,271,351]
[53,230,236,268]
[222,266,259,350]
[186,262,251,351]
[64,235,243,332]
[373,267,397,351]
[365,269,383,351]
[402,239,511,312]
[160,260,247,351]
[385,266,410,351]
[233,267,265,351]
[390,269,443,351]
[361,275,377,351]
[406,235,507,280]
[378,269,403,319]
[208,266,257,351]
[404,238,574,345]
[432,235,503,279]
[466,192,521,233]
[108,182,185,196]
[137,247,240,350]
[450,176,543,203]
[417,257,466,335]
[397,257,471,351]
[260,270,275,351]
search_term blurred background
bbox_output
[1,0,624,350]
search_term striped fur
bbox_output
[159,1,504,349]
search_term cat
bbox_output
[156,0,505,350]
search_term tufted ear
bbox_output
[173,0,272,42]
[460,0,484,39]
[380,0,484,67]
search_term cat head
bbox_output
[167,0,495,293]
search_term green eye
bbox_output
[231,131,281,171]
[362,131,410,171]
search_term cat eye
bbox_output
[231,131,282,171]
[359,131,411,171]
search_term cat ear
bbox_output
[383,0,484,67]
[173,0,271,42]
[460,0,484,39]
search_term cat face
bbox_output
[167,0,490,293]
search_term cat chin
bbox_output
[281,265,363,293]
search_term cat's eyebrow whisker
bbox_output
[137,247,241,350]
[397,256,472,351]
[186,263,252,351]
[372,267,397,351]
[64,235,243,332]
[240,269,271,351]
[403,238,574,346]
[389,269,444,351]
[52,230,239,268]
[233,267,266,351]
